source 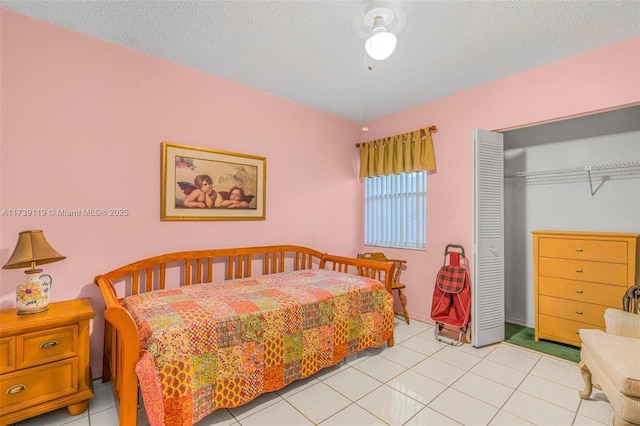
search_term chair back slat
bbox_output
[357,252,406,284]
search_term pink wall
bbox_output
[361,36,640,325]
[2,8,639,377]
[0,10,361,377]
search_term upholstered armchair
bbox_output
[579,308,640,425]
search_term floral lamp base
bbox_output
[16,273,52,315]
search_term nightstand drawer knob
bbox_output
[576,310,584,315]
[40,339,59,349]
[576,289,584,293]
[575,248,584,252]
[576,269,583,272]
[6,384,27,394]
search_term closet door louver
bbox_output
[472,129,505,347]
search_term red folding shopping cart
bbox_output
[431,244,471,346]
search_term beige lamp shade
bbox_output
[2,230,66,271]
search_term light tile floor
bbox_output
[16,319,614,426]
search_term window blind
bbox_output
[364,171,427,249]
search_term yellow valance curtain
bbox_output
[357,126,437,178]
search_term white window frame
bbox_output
[364,171,427,250]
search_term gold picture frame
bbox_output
[161,142,266,221]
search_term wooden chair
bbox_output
[357,252,410,324]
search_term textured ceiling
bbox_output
[2,1,639,122]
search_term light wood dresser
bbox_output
[532,231,639,347]
[0,298,95,425]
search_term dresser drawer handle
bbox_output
[576,269,583,273]
[575,310,584,315]
[6,384,26,395]
[40,340,59,349]
[575,248,583,252]
[576,289,584,294]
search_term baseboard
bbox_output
[505,316,534,328]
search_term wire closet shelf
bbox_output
[504,161,640,195]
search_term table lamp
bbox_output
[2,230,66,314]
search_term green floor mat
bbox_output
[505,323,580,363]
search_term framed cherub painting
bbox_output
[161,142,266,220]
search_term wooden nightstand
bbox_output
[0,298,95,425]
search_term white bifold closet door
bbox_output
[472,129,505,347]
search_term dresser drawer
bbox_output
[538,295,606,327]
[17,325,77,370]
[538,238,628,263]
[0,338,15,374]
[538,315,599,347]
[538,257,628,286]
[0,358,78,413]
[538,276,624,307]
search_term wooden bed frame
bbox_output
[94,245,395,426]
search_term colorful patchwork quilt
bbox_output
[121,269,394,426]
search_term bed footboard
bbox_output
[94,245,394,426]
[321,253,395,347]
[94,274,140,424]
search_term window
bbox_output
[364,171,427,249]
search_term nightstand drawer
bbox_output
[538,257,627,286]
[0,358,77,413]
[0,338,15,374]
[538,276,623,307]
[538,238,627,263]
[17,325,77,369]
[538,295,606,327]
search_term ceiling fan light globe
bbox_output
[365,32,397,60]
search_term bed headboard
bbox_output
[97,245,325,297]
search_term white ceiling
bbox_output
[2,1,639,122]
